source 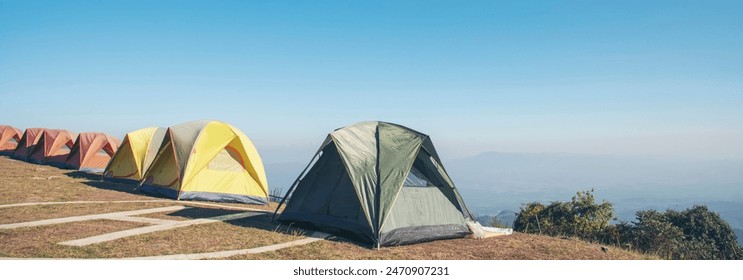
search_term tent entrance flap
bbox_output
[277,143,373,240]
[378,154,467,245]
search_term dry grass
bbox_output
[0,157,281,209]
[0,157,306,258]
[1,156,651,259]
[80,215,302,258]
[231,233,649,260]
[0,220,148,258]
[0,157,155,204]
[0,202,180,224]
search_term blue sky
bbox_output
[1,0,742,163]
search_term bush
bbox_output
[513,191,743,259]
[620,206,743,260]
[513,189,613,241]
[617,210,685,259]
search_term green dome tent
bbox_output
[276,121,474,247]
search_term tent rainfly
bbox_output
[0,125,22,155]
[28,129,76,166]
[276,121,475,247]
[11,128,45,161]
[103,127,167,184]
[138,120,269,204]
[65,132,121,172]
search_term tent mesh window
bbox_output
[59,145,71,153]
[207,148,244,172]
[96,148,109,156]
[404,166,435,188]
[8,138,18,144]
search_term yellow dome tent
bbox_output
[138,120,269,205]
[103,127,167,184]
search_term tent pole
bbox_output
[272,148,323,221]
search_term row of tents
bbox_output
[1,125,120,172]
[1,121,476,247]
[105,121,269,204]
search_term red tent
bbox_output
[28,129,76,165]
[11,128,45,161]
[65,132,121,172]
[0,125,22,155]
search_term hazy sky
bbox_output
[1,1,742,163]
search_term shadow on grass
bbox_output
[161,207,244,219]
[64,169,336,241]
[68,170,141,195]
[159,207,318,237]
[81,181,139,194]
[273,220,365,246]
[65,170,147,196]
[64,171,103,181]
[154,207,342,241]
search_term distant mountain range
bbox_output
[446,152,743,193]
[475,210,518,228]
[265,152,743,195]
[443,152,743,210]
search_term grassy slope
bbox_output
[232,233,648,260]
[0,157,649,259]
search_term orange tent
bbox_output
[28,129,76,165]
[12,128,45,161]
[0,125,22,155]
[65,132,121,172]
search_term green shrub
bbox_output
[513,191,743,260]
[621,206,743,260]
[513,189,613,240]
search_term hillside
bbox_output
[231,233,647,260]
[0,156,647,260]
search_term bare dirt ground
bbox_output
[0,156,649,259]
